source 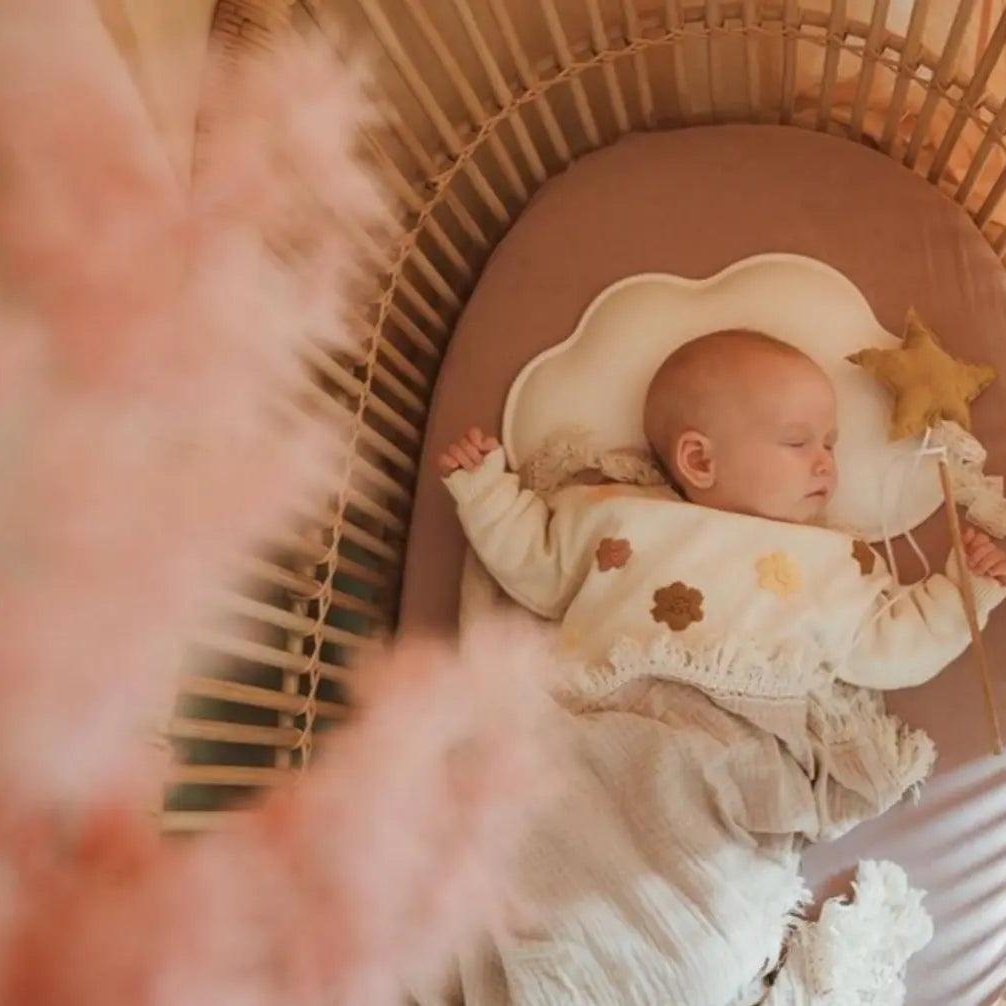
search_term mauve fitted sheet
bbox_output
[397,125,1006,1005]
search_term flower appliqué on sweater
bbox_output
[756,551,801,599]
[852,539,876,576]
[596,537,632,572]
[651,582,704,631]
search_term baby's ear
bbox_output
[675,431,715,490]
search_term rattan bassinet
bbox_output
[168,0,1006,830]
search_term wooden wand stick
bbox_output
[937,455,1003,756]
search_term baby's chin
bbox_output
[754,496,829,526]
[796,495,831,525]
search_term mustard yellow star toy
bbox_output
[848,307,1002,753]
[847,307,996,440]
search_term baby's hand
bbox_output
[962,525,1006,584]
[437,426,500,477]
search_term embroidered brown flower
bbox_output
[596,537,632,572]
[755,551,801,599]
[651,581,704,631]
[852,539,876,576]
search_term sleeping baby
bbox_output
[438,329,1006,696]
[437,328,1006,1004]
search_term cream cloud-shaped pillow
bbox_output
[501,254,941,542]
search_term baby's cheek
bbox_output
[763,451,806,502]
[725,443,788,506]
[748,451,787,491]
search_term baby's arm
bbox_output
[438,427,604,619]
[840,527,1006,690]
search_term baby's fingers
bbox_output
[437,451,460,475]
[458,438,484,466]
[969,542,1004,576]
[448,443,478,470]
[468,427,500,453]
[967,537,995,558]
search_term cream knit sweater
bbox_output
[444,447,1006,693]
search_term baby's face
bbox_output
[707,356,838,524]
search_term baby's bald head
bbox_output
[643,329,816,485]
[643,329,838,523]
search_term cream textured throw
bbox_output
[437,439,991,1004]
[454,549,934,1005]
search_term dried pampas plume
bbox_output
[2,619,561,1005]
[0,2,558,1002]
[0,1,379,806]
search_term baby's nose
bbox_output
[812,451,834,476]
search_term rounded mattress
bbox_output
[400,125,1006,1005]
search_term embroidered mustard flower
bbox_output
[852,539,876,576]
[596,537,632,572]
[651,582,704,631]
[756,551,801,599]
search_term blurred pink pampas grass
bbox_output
[2,620,560,1005]
[0,4,560,1002]
[0,2,378,807]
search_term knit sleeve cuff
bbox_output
[969,573,1006,622]
[944,549,1006,624]
[441,446,508,507]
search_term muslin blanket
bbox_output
[454,542,936,1006]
